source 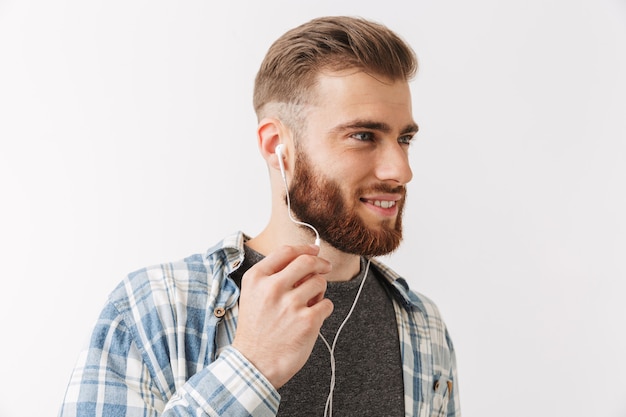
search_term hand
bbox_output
[231,244,333,389]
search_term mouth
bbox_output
[359,196,402,219]
[361,199,397,209]
[358,186,406,219]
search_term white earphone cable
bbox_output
[278,144,369,416]
[277,145,320,246]
[283,173,321,246]
[319,258,370,417]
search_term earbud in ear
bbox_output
[275,144,287,180]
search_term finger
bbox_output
[275,254,331,289]
[307,290,326,308]
[307,297,334,322]
[252,244,320,277]
[289,275,327,306]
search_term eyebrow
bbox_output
[330,119,419,135]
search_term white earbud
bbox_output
[275,144,287,180]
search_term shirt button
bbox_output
[233,260,241,268]
[214,307,226,318]
[434,380,440,391]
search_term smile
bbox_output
[363,199,397,209]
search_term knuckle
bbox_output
[298,310,320,329]
[241,269,262,287]
[283,292,302,311]
[297,254,317,269]
[280,245,298,258]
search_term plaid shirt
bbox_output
[59,232,460,417]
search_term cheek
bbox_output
[325,155,367,181]
[307,148,370,197]
[337,178,365,209]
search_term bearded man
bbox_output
[60,16,460,417]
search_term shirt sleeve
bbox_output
[58,301,280,417]
[163,347,280,416]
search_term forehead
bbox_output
[307,70,414,125]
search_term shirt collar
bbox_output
[205,231,248,275]
[205,231,423,312]
[370,258,424,311]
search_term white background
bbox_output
[1,0,625,416]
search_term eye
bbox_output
[351,131,375,142]
[398,133,415,145]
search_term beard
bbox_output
[288,151,406,257]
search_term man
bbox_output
[59,16,460,417]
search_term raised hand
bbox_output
[231,244,333,389]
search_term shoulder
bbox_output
[370,258,442,315]
[106,232,245,329]
[370,257,452,345]
[108,252,211,315]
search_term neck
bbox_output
[317,244,362,282]
[248,185,364,281]
[247,221,362,282]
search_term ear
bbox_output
[257,117,290,172]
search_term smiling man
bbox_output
[60,16,460,417]
[281,70,415,257]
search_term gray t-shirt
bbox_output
[230,246,404,416]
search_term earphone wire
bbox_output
[279,150,321,246]
[279,145,369,416]
[319,258,370,417]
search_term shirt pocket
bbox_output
[431,376,452,417]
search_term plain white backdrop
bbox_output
[1,0,625,416]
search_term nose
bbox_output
[375,141,413,185]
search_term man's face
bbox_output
[288,70,416,256]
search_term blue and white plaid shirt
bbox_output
[59,232,460,416]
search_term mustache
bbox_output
[357,184,407,196]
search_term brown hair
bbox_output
[253,16,418,123]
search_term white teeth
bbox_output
[373,200,395,208]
